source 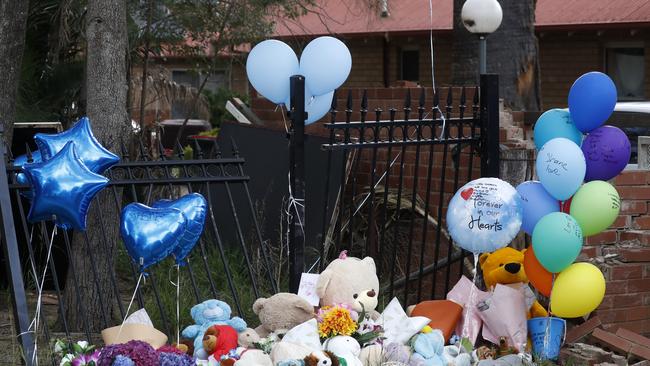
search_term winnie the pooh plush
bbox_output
[316,253,379,316]
[479,247,548,318]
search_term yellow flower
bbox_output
[318,305,358,338]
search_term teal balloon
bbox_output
[246,40,299,104]
[532,212,583,273]
[534,109,583,150]
[536,137,586,201]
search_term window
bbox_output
[605,45,645,100]
[171,69,227,119]
[400,48,420,82]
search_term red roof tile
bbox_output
[273,0,452,36]
[273,0,650,37]
[536,0,650,28]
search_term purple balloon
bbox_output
[582,125,631,181]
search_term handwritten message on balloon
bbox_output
[536,138,586,201]
[582,125,631,181]
[446,178,522,253]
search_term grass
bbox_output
[114,238,285,337]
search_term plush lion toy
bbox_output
[479,247,548,319]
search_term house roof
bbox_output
[273,0,650,37]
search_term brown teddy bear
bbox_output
[252,293,315,337]
[479,247,548,318]
[202,324,239,360]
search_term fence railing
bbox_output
[292,74,499,307]
[1,137,277,365]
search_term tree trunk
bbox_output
[452,0,541,111]
[0,1,29,146]
[61,0,130,332]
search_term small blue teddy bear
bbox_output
[181,299,247,358]
[411,330,446,366]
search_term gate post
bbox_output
[480,74,500,178]
[288,75,306,293]
[0,126,35,365]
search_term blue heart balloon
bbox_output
[120,203,188,271]
[13,150,42,199]
[152,193,207,265]
[23,142,109,230]
[35,116,119,174]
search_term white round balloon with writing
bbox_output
[446,177,522,253]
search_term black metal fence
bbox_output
[288,74,500,307]
[1,137,278,365]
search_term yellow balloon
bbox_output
[551,262,606,318]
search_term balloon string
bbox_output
[117,272,144,341]
[458,253,480,354]
[176,265,180,344]
[168,263,181,344]
[428,0,435,90]
[20,225,57,365]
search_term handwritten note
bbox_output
[298,273,320,306]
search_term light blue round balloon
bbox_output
[299,36,352,96]
[246,40,299,104]
[568,72,617,133]
[532,212,583,273]
[286,90,334,125]
[536,138,586,201]
[516,181,560,235]
[446,177,522,254]
[533,109,583,150]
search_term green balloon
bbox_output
[532,212,583,273]
[570,181,620,237]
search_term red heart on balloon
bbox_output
[460,188,474,200]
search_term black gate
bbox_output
[289,74,500,308]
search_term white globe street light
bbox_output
[461,0,503,75]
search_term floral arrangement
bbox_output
[317,303,383,345]
[54,339,100,366]
[54,339,196,366]
[317,304,359,338]
[97,340,158,366]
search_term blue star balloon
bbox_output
[13,150,42,199]
[35,116,119,174]
[23,142,109,230]
[120,203,188,271]
[152,193,207,265]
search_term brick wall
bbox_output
[589,170,650,336]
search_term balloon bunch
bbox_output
[19,117,119,231]
[120,193,207,272]
[521,71,630,318]
[246,37,352,124]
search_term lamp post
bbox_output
[461,0,503,75]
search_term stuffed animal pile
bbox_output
[178,250,543,366]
